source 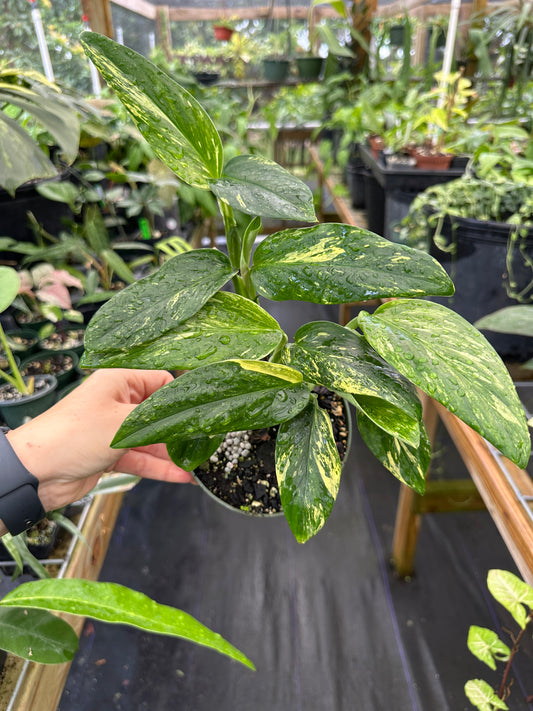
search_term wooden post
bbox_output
[156,5,172,60]
[80,0,114,38]
[350,0,378,75]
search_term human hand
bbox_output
[6,369,194,519]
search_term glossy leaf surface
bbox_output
[0,607,78,664]
[112,360,311,449]
[83,292,283,370]
[80,32,223,188]
[82,250,236,366]
[0,579,254,669]
[282,321,421,445]
[276,397,341,543]
[210,155,316,222]
[357,412,430,494]
[167,433,225,471]
[251,223,454,304]
[358,300,531,469]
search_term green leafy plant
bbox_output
[465,569,533,709]
[80,32,530,545]
[0,266,35,395]
[0,578,253,668]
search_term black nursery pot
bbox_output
[430,215,533,362]
[193,389,352,518]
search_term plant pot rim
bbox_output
[0,374,58,406]
[192,399,352,518]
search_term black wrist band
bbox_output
[0,431,46,536]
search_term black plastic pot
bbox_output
[363,172,385,236]
[0,374,58,428]
[429,215,533,362]
[262,58,290,82]
[345,149,368,210]
[359,144,466,241]
[296,56,324,80]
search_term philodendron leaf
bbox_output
[357,300,531,469]
[80,32,223,188]
[112,360,311,449]
[167,433,225,471]
[84,292,284,370]
[357,412,430,495]
[276,396,342,543]
[0,579,255,669]
[82,249,236,367]
[487,569,533,629]
[464,679,509,710]
[467,626,510,670]
[0,607,78,664]
[475,306,533,337]
[0,266,20,313]
[251,223,454,303]
[282,321,421,445]
[210,155,316,222]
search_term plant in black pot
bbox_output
[0,267,58,427]
[80,32,530,545]
[400,130,533,362]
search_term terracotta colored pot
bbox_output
[413,152,453,171]
[213,25,233,41]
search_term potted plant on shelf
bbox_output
[79,32,530,546]
[0,267,58,427]
[213,18,236,42]
[400,131,533,361]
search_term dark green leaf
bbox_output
[0,607,78,664]
[100,249,136,285]
[84,292,283,370]
[80,32,223,188]
[357,411,430,494]
[282,321,421,444]
[210,155,316,222]
[251,223,454,303]
[112,360,311,448]
[0,579,254,669]
[475,306,533,337]
[276,397,341,543]
[82,249,236,364]
[167,433,225,470]
[0,114,56,195]
[358,299,531,468]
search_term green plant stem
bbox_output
[498,609,533,699]
[0,324,29,395]
[219,200,247,297]
[269,332,288,363]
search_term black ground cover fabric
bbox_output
[58,301,533,711]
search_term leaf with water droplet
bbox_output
[358,299,531,468]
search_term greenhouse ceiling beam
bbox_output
[377,0,520,18]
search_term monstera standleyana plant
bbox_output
[79,32,530,544]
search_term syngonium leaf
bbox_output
[281,321,421,445]
[0,578,255,669]
[84,292,284,370]
[467,626,510,670]
[81,249,237,367]
[357,300,531,469]
[251,223,454,304]
[276,396,342,543]
[487,569,533,629]
[80,32,223,188]
[112,360,311,449]
[357,412,430,495]
[210,155,316,222]
[464,679,509,710]
[0,607,78,664]
[0,266,21,313]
